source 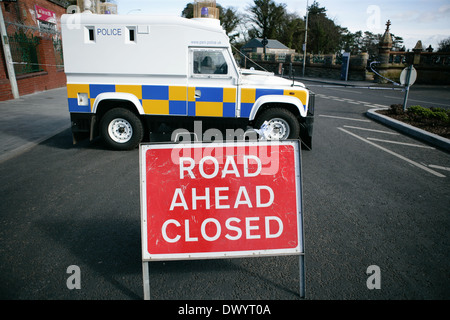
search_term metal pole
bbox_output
[302,0,309,77]
[299,254,306,298]
[0,4,19,99]
[142,261,150,300]
[402,65,412,112]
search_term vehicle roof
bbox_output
[61,14,224,33]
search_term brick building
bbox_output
[0,0,69,101]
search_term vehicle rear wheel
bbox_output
[100,108,144,150]
[254,108,300,140]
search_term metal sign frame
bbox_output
[139,140,305,299]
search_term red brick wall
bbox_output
[0,0,67,101]
[0,39,14,101]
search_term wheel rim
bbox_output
[108,118,133,143]
[265,118,290,140]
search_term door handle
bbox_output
[195,90,201,99]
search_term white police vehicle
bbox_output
[61,6,314,150]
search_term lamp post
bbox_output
[0,4,19,99]
[302,0,309,77]
[262,37,268,55]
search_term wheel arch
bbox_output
[92,92,144,118]
[248,95,307,121]
[91,93,146,137]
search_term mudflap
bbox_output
[70,113,97,144]
[300,116,314,150]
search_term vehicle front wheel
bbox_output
[254,108,300,140]
[100,108,144,150]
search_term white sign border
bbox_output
[139,140,304,262]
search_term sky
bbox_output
[114,0,450,51]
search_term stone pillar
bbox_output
[357,52,370,81]
[378,20,392,66]
[359,52,369,67]
[376,20,393,83]
[412,40,423,65]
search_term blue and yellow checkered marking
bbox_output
[141,85,187,115]
[67,84,306,117]
[240,88,308,117]
[67,84,238,117]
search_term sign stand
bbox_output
[142,261,150,300]
[142,258,305,300]
[299,255,305,298]
[140,140,306,300]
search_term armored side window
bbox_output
[127,26,136,43]
[86,26,95,43]
[193,50,228,75]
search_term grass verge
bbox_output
[377,104,450,139]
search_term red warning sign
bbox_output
[140,141,303,261]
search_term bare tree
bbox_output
[438,37,450,52]
[246,0,286,40]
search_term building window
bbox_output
[53,37,64,70]
[8,31,42,75]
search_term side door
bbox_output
[187,47,239,118]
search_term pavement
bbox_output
[0,87,71,164]
[0,79,448,164]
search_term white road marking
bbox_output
[319,114,371,122]
[343,125,399,135]
[338,127,446,178]
[428,164,450,172]
[316,94,387,108]
[328,88,363,94]
[366,137,435,149]
[383,96,450,108]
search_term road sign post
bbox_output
[139,140,305,299]
[400,65,417,111]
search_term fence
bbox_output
[238,52,370,81]
[8,31,42,75]
[0,20,66,100]
[239,49,450,84]
[374,51,450,85]
[4,20,64,75]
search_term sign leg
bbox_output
[143,261,150,300]
[299,254,306,298]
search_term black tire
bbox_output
[254,108,300,140]
[100,108,144,150]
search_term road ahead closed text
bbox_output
[140,142,303,260]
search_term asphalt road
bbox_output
[0,82,449,303]
[300,80,450,300]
